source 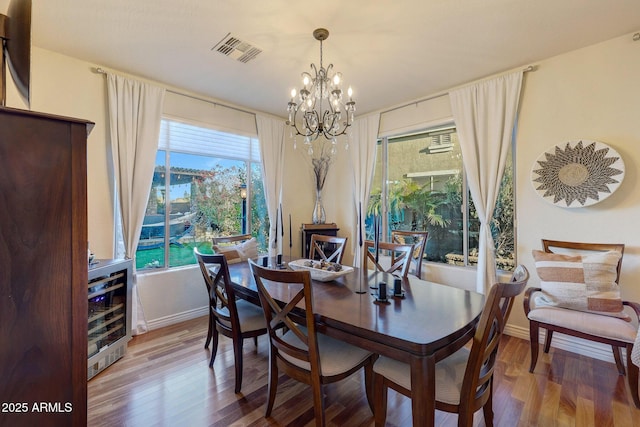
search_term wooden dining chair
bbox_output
[194,248,268,393]
[249,261,376,427]
[308,234,347,264]
[391,230,428,278]
[363,240,414,278]
[211,233,258,264]
[373,265,529,427]
[523,239,640,407]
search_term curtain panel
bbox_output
[107,73,165,335]
[348,113,381,267]
[449,71,523,295]
[256,115,286,257]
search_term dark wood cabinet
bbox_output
[301,223,339,258]
[0,107,93,427]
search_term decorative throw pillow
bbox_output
[238,237,259,260]
[212,238,258,264]
[532,249,629,320]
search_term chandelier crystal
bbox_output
[287,28,356,155]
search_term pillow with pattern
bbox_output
[532,249,629,321]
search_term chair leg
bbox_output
[233,338,244,393]
[265,354,279,417]
[481,381,494,427]
[253,336,258,347]
[612,345,626,375]
[626,344,640,408]
[364,359,374,413]
[204,312,213,349]
[209,329,219,368]
[543,330,554,353]
[373,372,388,427]
[529,321,540,373]
[310,378,325,427]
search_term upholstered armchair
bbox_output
[523,239,640,408]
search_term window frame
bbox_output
[373,123,515,272]
[132,116,263,271]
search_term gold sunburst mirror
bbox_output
[531,140,624,208]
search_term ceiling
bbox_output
[3,0,640,117]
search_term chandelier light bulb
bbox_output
[347,86,353,98]
[291,89,297,99]
[302,75,310,87]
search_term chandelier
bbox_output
[287,28,356,155]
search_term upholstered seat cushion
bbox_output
[218,299,266,332]
[373,347,471,405]
[527,302,637,343]
[280,327,373,377]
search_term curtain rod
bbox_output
[96,63,536,120]
[380,65,537,116]
[93,67,257,117]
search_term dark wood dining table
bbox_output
[227,257,485,427]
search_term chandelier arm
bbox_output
[290,109,315,138]
[303,110,320,136]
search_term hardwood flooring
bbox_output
[87,316,640,426]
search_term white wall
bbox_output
[512,33,640,340]
[9,32,640,361]
[4,47,115,259]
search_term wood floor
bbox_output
[87,316,640,426]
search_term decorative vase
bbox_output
[312,189,326,224]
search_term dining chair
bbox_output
[194,248,268,393]
[211,233,258,263]
[308,234,348,264]
[391,230,429,278]
[373,265,529,427]
[523,239,640,407]
[363,240,414,278]
[249,260,376,427]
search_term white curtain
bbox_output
[107,73,165,335]
[449,71,523,295]
[348,113,381,267]
[256,115,286,257]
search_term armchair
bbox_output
[523,239,640,407]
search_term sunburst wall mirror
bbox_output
[531,140,625,208]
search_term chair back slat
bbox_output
[392,230,429,278]
[309,234,348,264]
[249,261,321,372]
[460,265,529,415]
[363,240,414,278]
[212,234,253,245]
[194,248,240,329]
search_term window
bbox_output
[135,118,268,270]
[367,126,515,271]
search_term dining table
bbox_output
[227,256,485,427]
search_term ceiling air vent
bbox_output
[212,33,262,63]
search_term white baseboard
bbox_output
[504,324,619,365]
[146,307,209,331]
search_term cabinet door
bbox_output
[0,108,89,426]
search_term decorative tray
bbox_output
[288,259,353,282]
